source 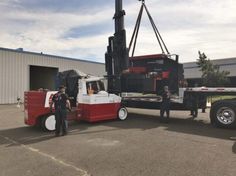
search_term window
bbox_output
[86,80,105,94]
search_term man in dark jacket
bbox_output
[160,86,171,123]
[50,85,71,136]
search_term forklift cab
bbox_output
[77,77,126,122]
[78,77,106,96]
[86,80,105,95]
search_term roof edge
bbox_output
[0,47,105,65]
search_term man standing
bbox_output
[160,86,171,123]
[50,85,71,137]
[190,93,198,118]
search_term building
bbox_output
[183,57,236,87]
[0,47,105,104]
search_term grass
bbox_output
[208,95,236,103]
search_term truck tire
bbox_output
[118,107,128,120]
[41,114,56,131]
[210,101,236,128]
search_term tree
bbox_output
[197,51,230,87]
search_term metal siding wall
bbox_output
[0,51,5,104]
[0,49,105,104]
[0,51,27,104]
[184,64,236,79]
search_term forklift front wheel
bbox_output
[118,107,128,120]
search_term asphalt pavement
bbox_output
[0,105,236,176]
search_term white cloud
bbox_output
[0,0,236,63]
[0,3,114,62]
[125,0,236,62]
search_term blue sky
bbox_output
[0,0,236,63]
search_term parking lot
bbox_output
[0,105,236,176]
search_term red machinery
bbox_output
[105,0,183,95]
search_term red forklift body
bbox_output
[24,91,50,126]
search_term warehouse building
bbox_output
[0,47,105,104]
[183,57,236,87]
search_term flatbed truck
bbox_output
[104,0,236,128]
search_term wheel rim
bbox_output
[118,108,128,120]
[45,115,56,131]
[216,107,235,125]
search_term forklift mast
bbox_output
[105,0,129,94]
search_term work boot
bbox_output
[159,117,164,123]
[62,131,68,136]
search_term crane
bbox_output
[105,0,182,95]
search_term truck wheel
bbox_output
[118,107,128,120]
[41,114,56,131]
[210,101,236,128]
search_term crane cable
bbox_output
[129,0,170,57]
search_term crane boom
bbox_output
[105,0,129,94]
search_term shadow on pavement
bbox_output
[66,112,235,141]
[0,112,235,147]
[0,126,53,147]
[0,121,88,147]
[100,113,236,140]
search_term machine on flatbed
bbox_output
[105,0,236,128]
[105,0,183,95]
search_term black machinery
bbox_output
[105,0,184,95]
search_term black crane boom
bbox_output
[105,0,129,94]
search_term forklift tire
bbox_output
[41,114,56,131]
[210,101,236,129]
[117,107,128,120]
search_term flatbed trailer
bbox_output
[122,87,236,128]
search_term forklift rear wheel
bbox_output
[118,107,128,120]
[42,114,56,131]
